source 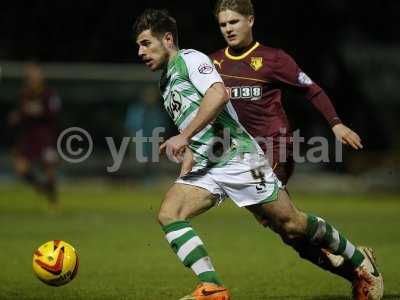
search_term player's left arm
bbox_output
[272,50,362,150]
[160,51,229,158]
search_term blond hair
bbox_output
[214,0,254,18]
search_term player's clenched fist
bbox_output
[160,134,189,162]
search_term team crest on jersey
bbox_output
[250,57,263,71]
[166,90,183,120]
[198,63,214,74]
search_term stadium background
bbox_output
[0,1,399,299]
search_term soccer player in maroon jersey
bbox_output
[8,63,61,208]
[210,2,362,186]
[208,1,382,299]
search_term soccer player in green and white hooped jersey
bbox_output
[134,9,382,300]
[160,48,258,169]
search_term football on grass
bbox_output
[32,240,79,286]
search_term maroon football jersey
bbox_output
[17,85,61,161]
[210,42,341,161]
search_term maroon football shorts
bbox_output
[266,143,295,186]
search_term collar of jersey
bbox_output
[224,42,260,60]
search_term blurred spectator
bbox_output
[7,63,61,208]
[125,86,170,180]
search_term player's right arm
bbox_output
[180,82,229,140]
[160,82,229,158]
[179,50,229,140]
[160,51,229,158]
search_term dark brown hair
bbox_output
[214,0,254,18]
[133,9,179,46]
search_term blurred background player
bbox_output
[7,63,61,208]
[210,0,362,186]
[125,85,169,181]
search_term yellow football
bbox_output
[32,240,79,286]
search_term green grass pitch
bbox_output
[0,182,399,299]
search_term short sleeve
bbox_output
[181,50,224,96]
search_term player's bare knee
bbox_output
[158,184,214,226]
[157,208,180,226]
[157,211,172,226]
[157,197,191,226]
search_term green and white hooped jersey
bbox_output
[159,49,261,167]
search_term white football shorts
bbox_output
[176,153,282,207]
